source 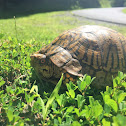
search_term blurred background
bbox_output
[0,0,126,18]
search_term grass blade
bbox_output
[43,74,63,120]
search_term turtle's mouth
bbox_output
[39,67,60,84]
[39,66,53,78]
[42,68,48,72]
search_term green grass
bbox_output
[0,10,126,125]
[0,11,89,43]
[122,8,126,14]
[98,0,111,8]
[1,11,126,42]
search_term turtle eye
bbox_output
[41,59,45,63]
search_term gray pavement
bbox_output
[72,7,126,25]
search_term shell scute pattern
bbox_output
[31,25,126,88]
[101,32,124,72]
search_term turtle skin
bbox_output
[30,25,126,88]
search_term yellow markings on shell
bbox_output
[77,45,85,60]
[61,32,68,39]
[66,73,70,78]
[102,36,124,72]
[52,36,60,44]
[102,42,109,66]
[69,77,74,81]
[70,37,74,42]
[74,34,81,41]
[72,79,76,83]
[82,49,101,69]
[39,44,52,53]
[70,45,79,55]
[65,78,69,83]
[69,41,78,49]
[46,46,57,55]
[60,39,69,47]
[93,51,99,69]
[87,49,93,65]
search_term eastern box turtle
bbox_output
[30,25,126,88]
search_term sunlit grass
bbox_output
[0,11,88,43]
[98,0,111,8]
[122,8,126,14]
[0,10,126,43]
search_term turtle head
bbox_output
[30,46,83,84]
[30,53,62,83]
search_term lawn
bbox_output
[0,11,126,42]
[0,11,126,125]
[122,8,126,14]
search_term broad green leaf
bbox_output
[56,94,64,107]
[113,114,126,126]
[81,81,86,90]
[76,94,85,109]
[90,120,95,125]
[118,71,126,80]
[0,80,5,87]
[102,118,111,126]
[113,76,121,88]
[84,106,91,119]
[0,90,4,95]
[69,89,75,99]
[104,94,111,103]
[54,119,58,126]
[104,113,112,117]
[71,121,81,126]
[85,75,91,85]
[66,83,71,90]
[15,122,24,126]
[58,117,62,124]
[7,108,14,122]
[94,102,103,118]
[107,99,118,113]
[66,106,74,113]
[14,115,20,123]
[89,96,95,107]
[51,101,57,111]
[122,82,126,87]
[89,97,103,119]
[113,78,117,88]
[104,104,111,114]
[119,101,126,111]
[78,80,86,91]
[14,111,20,116]
[74,108,80,117]
[79,109,87,116]
[118,71,124,79]
[117,93,126,104]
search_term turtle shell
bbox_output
[31,25,126,88]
